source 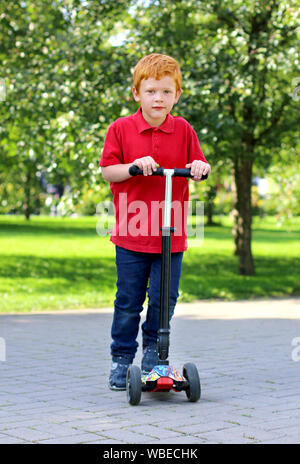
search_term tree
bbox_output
[0,0,132,218]
[1,0,299,277]
[207,0,299,274]
[125,0,300,274]
[0,1,70,218]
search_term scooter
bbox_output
[126,165,208,405]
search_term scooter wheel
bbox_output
[126,365,142,406]
[183,362,201,402]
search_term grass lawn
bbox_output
[0,214,299,313]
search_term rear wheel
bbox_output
[183,363,201,402]
[126,365,142,406]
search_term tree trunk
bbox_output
[206,200,214,226]
[205,184,217,226]
[232,157,255,275]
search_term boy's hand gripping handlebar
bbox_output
[129,165,208,179]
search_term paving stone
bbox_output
[0,434,27,444]
[0,298,300,444]
[3,427,55,443]
[38,432,107,444]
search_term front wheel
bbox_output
[126,365,142,406]
[183,363,201,402]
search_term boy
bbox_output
[99,53,211,390]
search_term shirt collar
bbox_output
[133,107,175,134]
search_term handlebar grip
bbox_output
[173,168,208,180]
[129,165,143,176]
[129,165,164,176]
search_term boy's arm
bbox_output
[101,163,134,183]
[186,125,211,181]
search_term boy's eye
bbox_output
[146,90,171,94]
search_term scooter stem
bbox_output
[157,169,175,364]
[162,169,174,229]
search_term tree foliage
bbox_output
[0,0,299,275]
[0,0,132,216]
[125,0,300,274]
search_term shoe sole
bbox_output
[109,383,126,391]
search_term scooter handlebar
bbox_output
[129,165,208,180]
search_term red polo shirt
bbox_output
[99,107,208,253]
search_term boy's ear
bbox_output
[132,87,140,102]
[175,88,182,104]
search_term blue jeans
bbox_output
[111,246,183,360]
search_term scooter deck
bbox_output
[141,365,188,393]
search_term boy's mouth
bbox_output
[153,106,165,110]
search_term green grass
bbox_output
[0,214,299,313]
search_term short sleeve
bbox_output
[187,126,208,164]
[99,122,123,167]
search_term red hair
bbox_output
[133,53,182,93]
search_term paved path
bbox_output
[0,298,300,444]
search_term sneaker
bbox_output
[109,356,132,391]
[141,345,158,374]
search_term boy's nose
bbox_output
[154,92,163,101]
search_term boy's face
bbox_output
[132,75,181,127]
